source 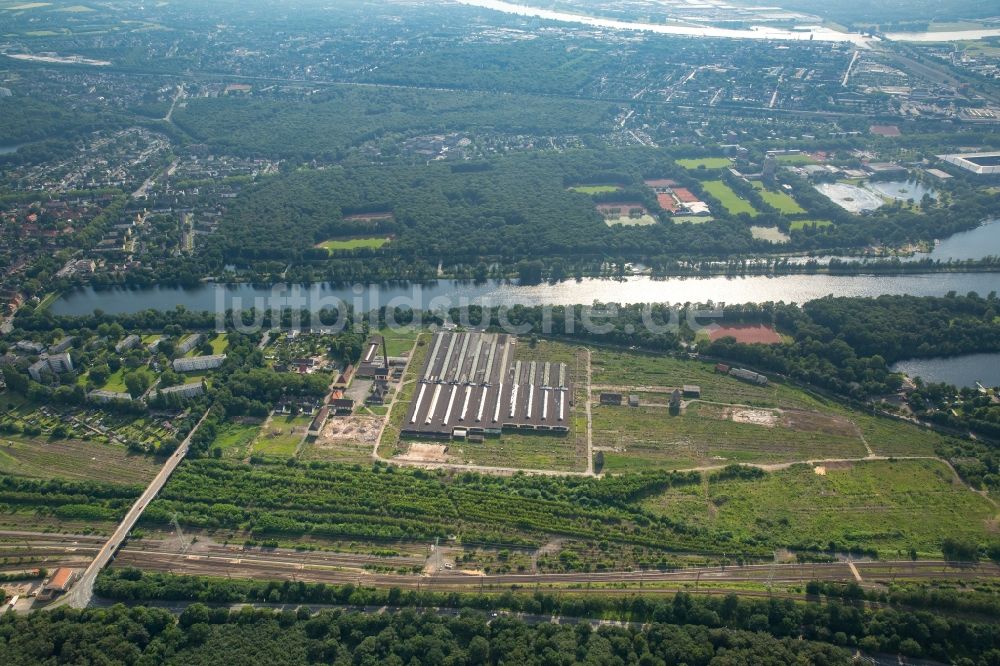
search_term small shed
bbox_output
[670,388,682,408]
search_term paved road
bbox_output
[53,410,211,609]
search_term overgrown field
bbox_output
[593,403,867,472]
[0,435,161,484]
[643,460,997,557]
[589,349,956,470]
[146,460,738,556]
[251,415,311,459]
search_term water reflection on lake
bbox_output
[891,353,1000,388]
[922,219,1000,261]
[49,272,1000,317]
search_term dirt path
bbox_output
[582,347,594,476]
[373,333,423,460]
[163,84,185,123]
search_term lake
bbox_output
[0,144,24,156]
[49,272,1000,317]
[864,180,937,203]
[891,353,1000,388]
[920,219,1000,261]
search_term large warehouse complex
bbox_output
[403,331,572,439]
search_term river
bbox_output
[891,354,1000,388]
[454,0,870,44]
[49,273,1000,317]
[453,0,1000,44]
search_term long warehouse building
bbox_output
[402,331,572,439]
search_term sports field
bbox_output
[707,324,783,344]
[701,180,758,216]
[774,153,816,165]
[676,157,732,170]
[751,181,805,214]
[568,184,622,195]
[596,202,657,226]
[317,237,390,251]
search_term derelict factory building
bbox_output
[402,331,571,439]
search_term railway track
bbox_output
[6,530,996,598]
[104,549,1000,590]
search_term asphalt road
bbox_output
[52,410,211,609]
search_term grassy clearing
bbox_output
[701,180,758,217]
[0,435,160,484]
[750,226,790,243]
[207,333,229,355]
[644,459,998,557]
[35,291,59,310]
[751,181,805,214]
[376,325,419,358]
[568,185,622,194]
[676,157,732,170]
[852,411,945,457]
[252,414,312,458]
[100,367,129,393]
[790,219,833,231]
[317,237,390,252]
[210,421,260,459]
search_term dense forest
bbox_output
[91,570,1000,663]
[0,604,862,666]
[174,87,615,162]
[194,145,999,282]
